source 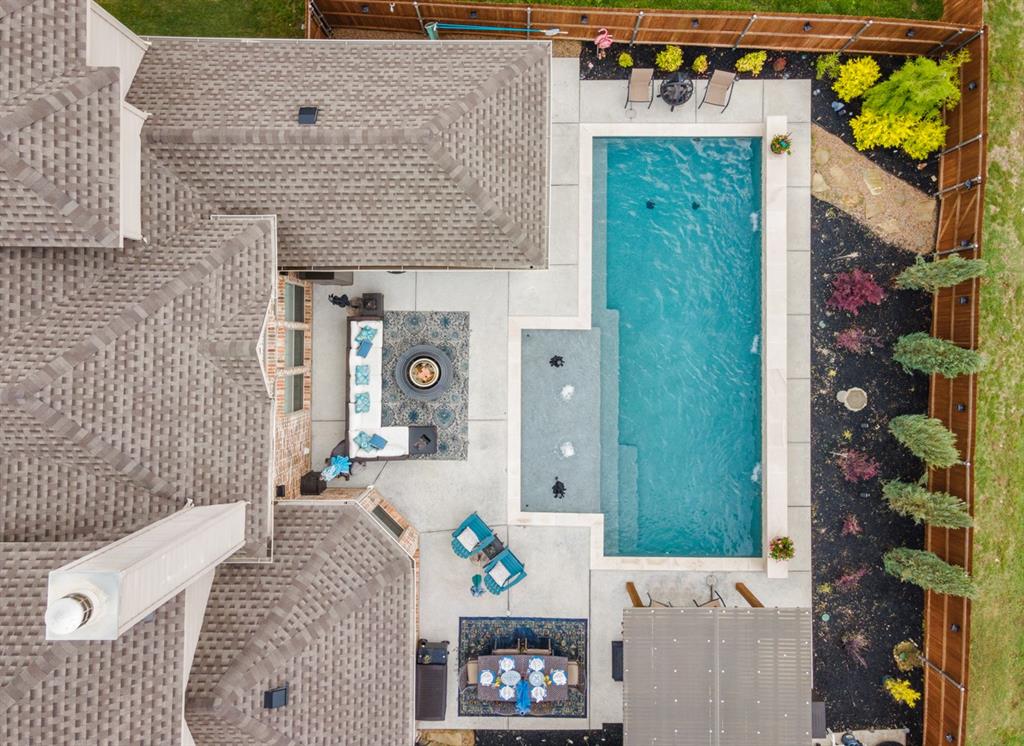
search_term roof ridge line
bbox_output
[420,135,542,266]
[0,140,119,247]
[210,509,361,691]
[214,556,410,705]
[9,392,179,498]
[1,219,272,403]
[0,640,77,713]
[143,125,431,146]
[0,67,119,136]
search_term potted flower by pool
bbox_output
[770,133,793,156]
[768,536,796,561]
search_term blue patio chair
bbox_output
[483,548,527,595]
[451,512,495,558]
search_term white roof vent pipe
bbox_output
[45,592,100,635]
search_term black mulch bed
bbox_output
[578,43,939,192]
[811,196,931,745]
[473,725,623,746]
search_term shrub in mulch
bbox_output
[811,198,930,743]
[578,44,939,191]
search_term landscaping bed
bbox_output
[474,725,623,746]
[810,198,931,743]
[579,44,939,191]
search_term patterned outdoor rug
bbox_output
[381,311,469,460]
[458,616,588,718]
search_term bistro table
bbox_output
[475,654,569,702]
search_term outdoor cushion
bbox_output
[355,325,378,343]
[457,527,478,551]
[488,562,512,587]
[353,431,375,451]
[355,364,370,386]
[368,433,388,449]
[356,339,373,358]
[354,392,371,414]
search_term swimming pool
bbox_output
[594,136,763,557]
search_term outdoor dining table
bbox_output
[475,654,569,702]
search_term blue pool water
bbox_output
[594,137,762,557]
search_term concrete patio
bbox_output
[308,56,813,730]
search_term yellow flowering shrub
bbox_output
[833,56,882,102]
[735,50,767,76]
[902,116,949,160]
[691,54,709,75]
[884,677,922,708]
[850,110,918,151]
[655,45,683,73]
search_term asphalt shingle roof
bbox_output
[0,542,185,744]
[127,38,550,269]
[0,217,276,555]
[185,503,414,746]
[0,0,120,248]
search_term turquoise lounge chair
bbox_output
[483,548,527,595]
[451,512,495,558]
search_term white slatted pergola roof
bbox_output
[623,607,813,746]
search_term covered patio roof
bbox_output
[623,607,813,745]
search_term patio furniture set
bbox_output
[342,312,439,463]
[459,639,585,716]
[451,512,526,595]
[626,67,737,112]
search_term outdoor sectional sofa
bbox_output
[346,316,410,460]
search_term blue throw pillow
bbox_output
[353,431,375,451]
[354,364,370,386]
[369,433,388,450]
[355,325,378,343]
[356,339,373,358]
[354,392,370,414]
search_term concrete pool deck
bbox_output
[309,57,812,731]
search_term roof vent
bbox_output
[45,593,95,635]
[263,685,289,709]
[297,106,318,125]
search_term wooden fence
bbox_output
[922,22,986,746]
[307,2,988,742]
[310,0,981,55]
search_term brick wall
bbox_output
[271,273,313,498]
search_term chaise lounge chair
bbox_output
[483,548,527,594]
[451,512,495,558]
[625,67,654,110]
[625,581,672,608]
[698,69,737,112]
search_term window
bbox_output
[285,329,304,368]
[284,373,304,413]
[284,283,305,323]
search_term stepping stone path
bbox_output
[810,125,937,254]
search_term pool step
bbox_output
[596,307,622,554]
[617,444,640,552]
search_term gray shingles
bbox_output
[0,219,276,555]
[0,0,120,248]
[186,503,414,746]
[0,542,185,745]
[128,38,550,269]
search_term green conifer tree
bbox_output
[882,480,973,528]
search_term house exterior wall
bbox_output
[270,273,313,498]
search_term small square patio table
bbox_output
[475,655,569,702]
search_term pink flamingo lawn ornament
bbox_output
[594,28,613,59]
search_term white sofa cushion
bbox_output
[457,527,479,551]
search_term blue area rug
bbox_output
[381,311,469,460]
[458,616,588,718]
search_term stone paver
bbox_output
[810,124,936,253]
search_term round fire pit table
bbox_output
[660,72,693,112]
[394,344,453,402]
